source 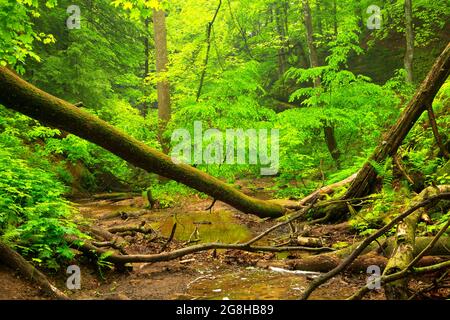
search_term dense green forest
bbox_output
[0,0,449,301]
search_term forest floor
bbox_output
[0,179,447,300]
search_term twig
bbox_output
[393,153,415,185]
[408,270,449,300]
[205,199,217,213]
[196,0,222,101]
[299,192,450,300]
[347,216,450,300]
[427,103,450,159]
[159,223,177,253]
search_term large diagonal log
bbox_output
[344,42,450,200]
[0,67,285,218]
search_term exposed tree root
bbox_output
[80,225,128,254]
[0,241,69,300]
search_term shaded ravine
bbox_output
[68,196,382,300]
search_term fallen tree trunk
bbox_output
[69,237,334,266]
[0,241,69,300]
[287,236,450,273]
[299,189,450,299]
[344,42,450,201]
[383,185,450,299]
[349,215,450,300]
[296,173,357,208]
[0,67,285,218]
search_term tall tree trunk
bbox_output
[344,42,450,201]
[0,67,285,218]
[196,0,222,102]
[273,2,288,78]
[316,0,323,35]
[302,0,341,166]
[404,0,414,83]
[153,8,171,154]
[302,0,319,86]
[144,18,150,82]
[332,0,338,36]
[141,17,150,116]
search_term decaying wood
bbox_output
[107,223,155,235]
[0,66,285,218]
[299,189,450,300]
[383,186,450,299]
[0,241,69,300]
[92,192,140,201]
[349,216,450,300]
[427,104,450,160]
[287,237,449,273]
[293,173,357,209]
[296,236,323,248]
[69,237,335,267]
[82,225,128,254]
[344,42,450,201]
[99,209,150,220]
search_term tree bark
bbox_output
[287,240,448,273]
[302,0,341,166]
[302,0,320,87]
[383,185,450,299]
[0,242,69,300]
[344,42,450,201]
[196,0,222,102]
[427,104,450,159]
[404,0,414,83]
[275,2,288,77]
[153,8,171,154]
[0,66,285,218]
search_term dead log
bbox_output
[82,226,128,254]
[296,236,324,248]
[107,223,155,235]
[288,173,357,209]
[0,242,69,300]
[287,237,450,273]
[349,215,450,300]
[99,209,149,220]
[68,236,334,267]
[383,185,450,299]
[344,43,450,201]
[0,66,285,218]
[299,189,450,299]
[92,192,140,201]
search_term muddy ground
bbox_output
[0,188,448,300]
